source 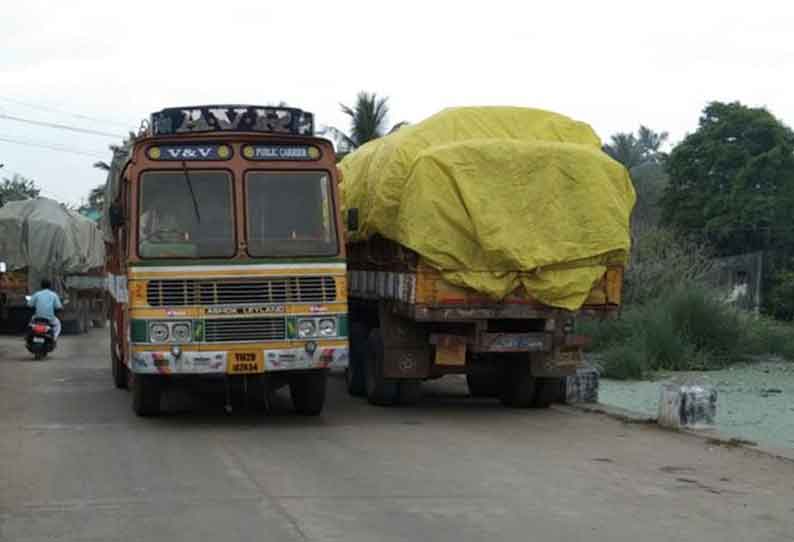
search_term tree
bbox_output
[322,92,408,157]
[661,101,794,255]
[603,126,669,169]
[630,162,669,228]
[88,184,105,211]
[339,91,389,148]
[0,174,40,205]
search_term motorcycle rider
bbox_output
[27,279,63,340]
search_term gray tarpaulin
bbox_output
[0,198,105,290]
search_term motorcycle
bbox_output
[26,316,56,360]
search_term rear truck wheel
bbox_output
[345,322,368,396]
[500,357,536,408]
[132,374,162,416]
[398,380,422,405]
[366,328,399,406]
[466,373,502,398]
[289,370,327,416]
[533,377,563,408]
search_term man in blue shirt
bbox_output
[27,279,63,339]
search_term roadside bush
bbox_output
[584,225,794,379]
[577,313,634,352]
[745,317,794,360]
[624,225,713,305]
[665,287,744,363]
[600,341,647,380]
[765,270,794,321]
[591,286,748,379]
[639,305,699,371]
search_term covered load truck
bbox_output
[0,197,107,333]
[339,106,635,407]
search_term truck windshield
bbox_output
[138,170,235,258]
[245,171,337,257]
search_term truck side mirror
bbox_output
[109,204,124,228]
[346,208,359,232]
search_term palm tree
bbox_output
[321,91,411,157]
[604,126,669,169]
[603,133,644,169]
[340,91,389,147]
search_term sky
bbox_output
[1,0,792,206]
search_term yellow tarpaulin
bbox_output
[339,107,635,310]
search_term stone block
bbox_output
[564,365,599,404]
[658,377,717,429]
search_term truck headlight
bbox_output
[171,322,192,343]
[298,319,317,338]
[150,323,169,343]
[318,318,336,337]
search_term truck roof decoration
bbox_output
[149,105,314,136]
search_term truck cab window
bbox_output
[245,171,338,257]
[138,170,235,258]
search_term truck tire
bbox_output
[466,373,501,398]
[500,358,536,408]
[366,328,399,406]
[111,341,128,389]
[398,381,422,405]
[132,374,161,416]
[346,322,368,396]
[289,370,327,415]
[533,377,563,408]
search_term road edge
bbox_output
[556,402,794,464]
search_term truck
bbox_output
[339,107,634,407]
[102,105,348,416]
[0,198,107,334]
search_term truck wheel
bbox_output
[500,359,536,408]
[366,328,399,406]
[111,342,128,389]
[466,373,501,398]
[398,381,422,405]
[346,322,368,396]
[533,377,563,408]
[132,374,161,416]
[289,370,327,415]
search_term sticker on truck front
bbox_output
[206,305,285,316]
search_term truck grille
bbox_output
[147,277,336,307]
[203,317,286,343]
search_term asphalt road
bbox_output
[1,329,793,542]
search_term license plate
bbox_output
[228,351,264,374]
[33,337,45,343]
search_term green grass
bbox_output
[582,286,794,380]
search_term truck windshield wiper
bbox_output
[181,160,201,223]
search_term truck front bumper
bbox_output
[130,344,349,375]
